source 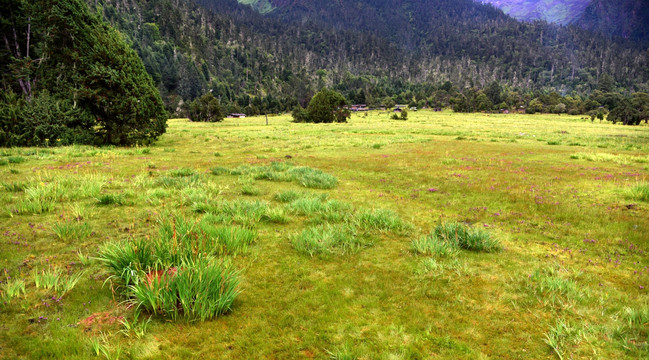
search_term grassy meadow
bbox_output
[1,110,648,359]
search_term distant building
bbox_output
[227,113,246,118]
[409,107,418,111]
[350,104,369,111]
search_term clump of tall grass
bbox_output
[52,222,93,242]
[239,176,261,196]
[128,258,239,321]
[14,182,64,214]
[570,152,649,165]
[210,166,230,175]
[157,174,202,189]
[97,213,243,321]
[411,235,460,257]
[626,183,649,202]
[197,199,271,226]
[416,258,468,276]
[354,208,413,234]
[96,193,127,206]
[1,279,26,302]
[32,268,84,297]
[1,181,29,192]
[70,175,106,199]
[260,208,290,224]
[543,320,585,360]
[144,188,171,206]
[215,162,338,189]
[8,156,26,164]
[289,166,338,189]
[168,168,197,177]
[286,196,352,223]
[119,310,151,339]
[431,222,501,252]
[291,224,369,257]
[527,267,587,305]
[273,190,304,203]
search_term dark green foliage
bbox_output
[0,91,96,146]
[607,93,649,125]
[302,89,350,123]
[291,106,310,123]
[67,0,648,119]
[400,108,408,120]
[0,0,167,146]
[189,93,224,122]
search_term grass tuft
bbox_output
[626,183,649,202]
[1,279,26,302]
[431,222,501,252]
[32,268,84,297]
[168,168,198,177]
[291,224,369,257]
[411,235,460,257]
[273,190,303,203]
[354,208,413,234]
[52,222,93,242]
[96,193,127,206]
[97,213,242,321]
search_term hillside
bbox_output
[574,0,649,42]
[91,0,649,113]
[479,0,591,25]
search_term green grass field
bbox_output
[1,110,648,359]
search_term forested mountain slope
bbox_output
[574,0,649,42]
[90,0,649,113]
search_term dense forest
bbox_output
[0,0,167,146]
[2,0,649,146]
[87,0,648,114]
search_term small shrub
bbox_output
[0,159,8,166]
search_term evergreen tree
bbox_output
[304,89,350,123]
[0,0,167,146]
[188,93,223,122]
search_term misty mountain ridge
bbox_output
[237,0,648,42]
